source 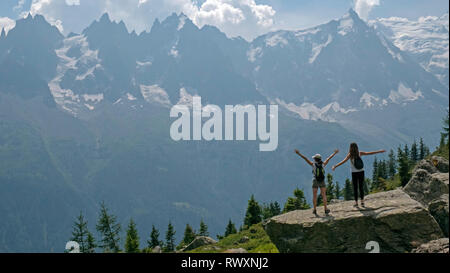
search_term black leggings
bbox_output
[351,171,365,201]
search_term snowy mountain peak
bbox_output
[337,8,368,35]
[99,12,111,23]
[346,8,360,20]
[159,12,194,31]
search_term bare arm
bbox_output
[323,149,339,166]
[360,150,386,156]
[332,153,350,171]
[294,150,313,166]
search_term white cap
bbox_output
[312,154,322,160]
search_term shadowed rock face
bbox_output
[404,156,449,237]
[264,189,443,253]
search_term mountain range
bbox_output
[0,9,448,252]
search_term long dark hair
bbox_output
[349,142,359,160]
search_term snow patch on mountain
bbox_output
[84,104,94,110]
[309,35,332,64]
[178,14,187,31]
[169,46,179,58]
[127,93,137,101]
[360,92,380,108]
[338,14,355,36]
[247,46,262,62]
[76,63,102,81]
[389,82,423,103]
[140,84,171,106]
[49,34,104,116]
[372,13,449,86]
[83,93,103,103]
[276,99,356,121]
[136,61,152,69]
[177,87,194,106]
[295,28,320,38]
[265,32,288,47]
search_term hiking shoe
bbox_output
[353,203,359,208]
[361,200,365,207]
[313,209,317,215]
[325,209,330,215]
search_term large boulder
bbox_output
[404,169,449,206]
[412,238,449,253]
[264,189,443,253]
[183,236,217,251]
[429,194,449,237]
[404,156,449,237]
[152,246,162,253]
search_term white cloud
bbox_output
[14,0,26,12]
[24,0,276,40]
[0,17,16,35]
[65,0,80,5]
[354,0,380,20]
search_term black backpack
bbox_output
[353,156,364,170]
[314,162,325,182]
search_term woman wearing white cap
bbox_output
[332,143,385,207]
[295,149,339,215]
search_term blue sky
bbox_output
[0,0,449,40]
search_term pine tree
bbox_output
[224,219,237,237]
[86,232,97,253]
[96,202,121,253]
[270,202,281,217]
[397,146,403,159]
[372,158,379,182]
[411,139,418,162]
[181,224,196,246]
[381,160,388,179]
[377,160,387,180]
[261,203,273,220]
[398,152,411,187]
[326,173,335,201]
[244,195,262,228]
[124,218,140,253]
[262,202,282,220]
[164,222,176,252]
[199,219,209,237]
[283,188,310,213]
[419,138,425,160]
[403,144,410,163]
[147,225,161,249]
[334,181,341,200]
[363,178,371,195]
[344,179,353,200]
[388,149,396,178]
[70,211,93,253]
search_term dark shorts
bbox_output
[312,179,326,188]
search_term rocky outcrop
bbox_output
[264,189,443,253]
[412,238,449,253]
[152,246,162,253]
[183,236,217,251]
[223,248,248,253]
[404,156,449,237]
